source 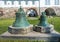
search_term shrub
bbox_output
[45,8,56,16]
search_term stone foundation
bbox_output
[1,31,60,41]
[33,24,54,33]
[8,25,33,34]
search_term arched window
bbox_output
[45,0,50,5]
[55,0,59,5]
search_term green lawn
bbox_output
[0,39,47,42]
[0,17,60,34]
[48,17,60,32]
[0,17,60,42]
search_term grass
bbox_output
[0,17,60,34]
[0,18,39,34]
[0,17,60,42]
[0,38,47,42]
[48,17,60,32]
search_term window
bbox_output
[21,1,26,6]
[0,1,4,5]
[55,0,59,5]
[32,1,34,5]
[45,0,50,5]
[28,1,32,7]
[19,1,21,5]
[14,1,19,5]
[6,1,12,5]
[34,1,39,7]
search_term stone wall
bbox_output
[0,7,60,18]
[0,7,39,18]
[40,7,60,16]
[0,8,17,18]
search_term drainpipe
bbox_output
[39,0,40,17]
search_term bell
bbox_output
[33,12,54,33]
[8,7,33,34]
[13,7,30,27]
[38,12,49,27]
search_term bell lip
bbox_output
[8,25,33,29]
[35,24,54,28]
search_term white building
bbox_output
[0,0,60,8]
[0,0,60,18]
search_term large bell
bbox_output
[38,12,49,27]
[8,7,33,34]
[13,7,30,28]
[34,12,54,33]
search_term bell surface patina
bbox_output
[38,12,49,27]
[12,7,30,28]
